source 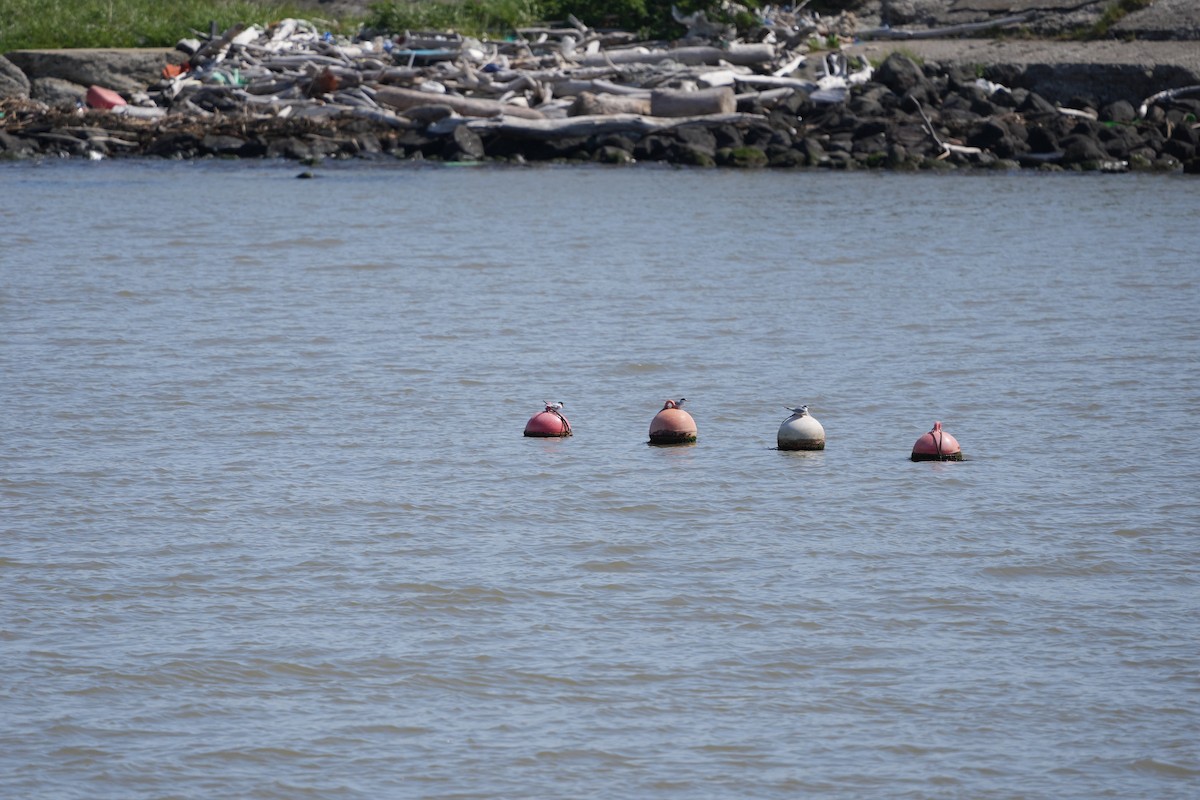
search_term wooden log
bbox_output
[578,43,774,68]
[429,111,762,139]
[570,91,651,116]
[650,87,735,117]
[375,85,545,119]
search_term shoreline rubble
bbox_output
[1,10,1199,172]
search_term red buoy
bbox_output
[648,398,697,445]
[524,401,571,438]
[911,421,962,461]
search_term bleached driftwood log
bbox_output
[375,85,545,119]
[650,87,735,117]
[577,44,775,68]
[570,91,651,116]
[429,112,762,139]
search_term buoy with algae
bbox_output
[911,421,962,461]
[524,401,572,438]
[648,398,696,445]
[777,404,825,450]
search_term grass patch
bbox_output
[0,0,743,51]
[0,0,363,52]
[1077,0,1153,39]
[364,0,543,37]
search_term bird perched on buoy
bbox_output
[911,420,962,461]
[778,404,824,450]
[524,401,571,438]
[649,398,696,445]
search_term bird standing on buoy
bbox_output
[778,404,824,450]
[649,397,697,445]
[911,421,962,461]
[524,400,572,438]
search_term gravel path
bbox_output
[842,38,1200,74]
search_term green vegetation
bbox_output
[1078,0,1153,39]
[0,0,766,53]
[0,0,369,51]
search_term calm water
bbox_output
[2,161,1198,799]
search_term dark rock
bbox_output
[1162,137,1196,161]
[671,124,717,157]
[853,118,889,139]
[767,145,805,167]
[593,145,634,165]
[892,124,931,149]
[743,121,778,148]
[1018,91,1058,117]
[590,133,636,153]
[632,134,673,161]
[876,53,930,98]
[1098,124,1144,158]
[147,131,202,158]
[353,133,383,156]
[201,134,249,156]
[799,136,828,166]
[0,131,36,156]
[5,48,186,95]
[1060,133,1108,165]
[444,123,484,160]
[1027,125,1060,153]
[265,136,315,160]
[672,144,716,167]
[1100,100,1137,123]
[967,119,1011,150]
[1171,120,1199,146]
[716,146,768,167]
[852,132,888,156]
[850,94,886,118]
[711,123,743,149]
[778,88,811,116]
[30,76,85,107]
[0,55,31,98]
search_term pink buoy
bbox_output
[86,85,126,110]
[648,398,697,445]
[524,401,571,438]
[911,421,963,462]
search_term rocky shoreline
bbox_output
[2,10,1199,172]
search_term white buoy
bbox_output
[777,405,825,451]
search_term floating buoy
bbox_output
[777,405,825,450]
[911,421,962,461]
[648,398,696,445]
[524,401,571,438]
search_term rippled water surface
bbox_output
[2,162,1198,799]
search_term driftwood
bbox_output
[571,91,650,116]
[1138,84,1200,118]
[375,85,545,119]
[430,112,763,139]
[650,87,735,117]
[857,13,1032,40]
[908,96,982,158]
[578,44,776,68]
